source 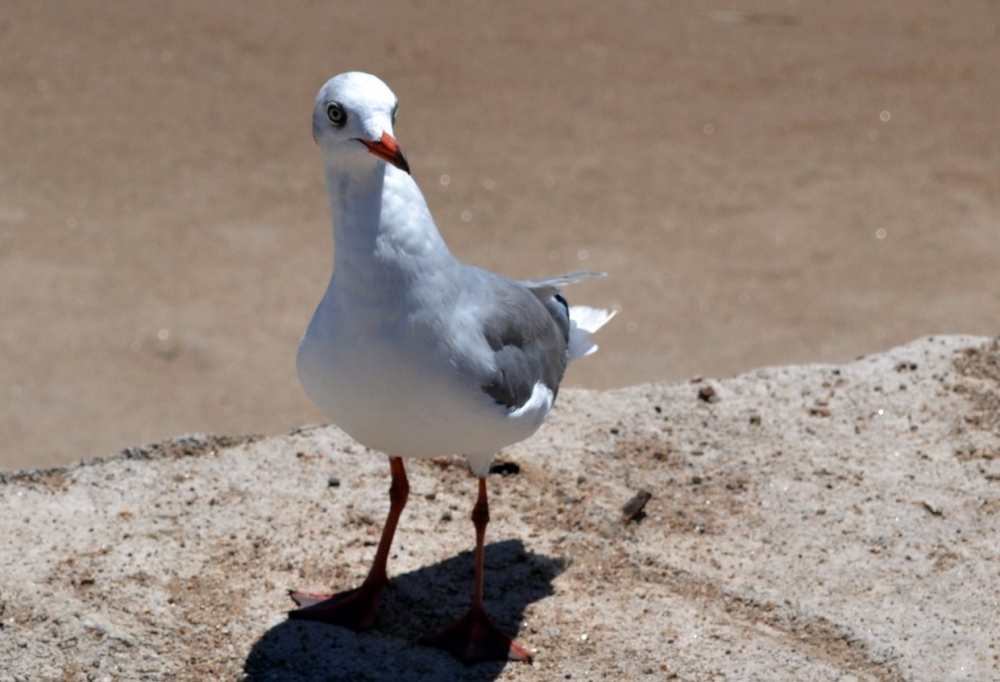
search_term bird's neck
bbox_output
[326,164,454,285]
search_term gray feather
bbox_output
[471,269,573,409]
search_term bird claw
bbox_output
[287,580,384,631]
[420,605,532,665]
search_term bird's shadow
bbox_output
[243,540,564,682]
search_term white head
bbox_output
[312,72,410,174]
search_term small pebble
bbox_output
[622,490,652,522]
[697,385,719,403]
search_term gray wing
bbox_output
[472,269,573,410]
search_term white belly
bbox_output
[296,298,553,476]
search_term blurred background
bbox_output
[1,1,998,469]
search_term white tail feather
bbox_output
[567,306,617,360]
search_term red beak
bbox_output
[356,132,411,174]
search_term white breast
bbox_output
[296,297,554,477]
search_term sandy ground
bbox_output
[1,2,999,469]
[2,335,999,681]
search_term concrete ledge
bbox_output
[2,335,998,681]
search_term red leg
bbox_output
[420,477,532,664]
[288,456,409,630]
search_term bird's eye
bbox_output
[391,103,398,125]
[327,103,347,128]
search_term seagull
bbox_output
[288,71,615,664]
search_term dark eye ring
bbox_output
[327,103,347,128]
